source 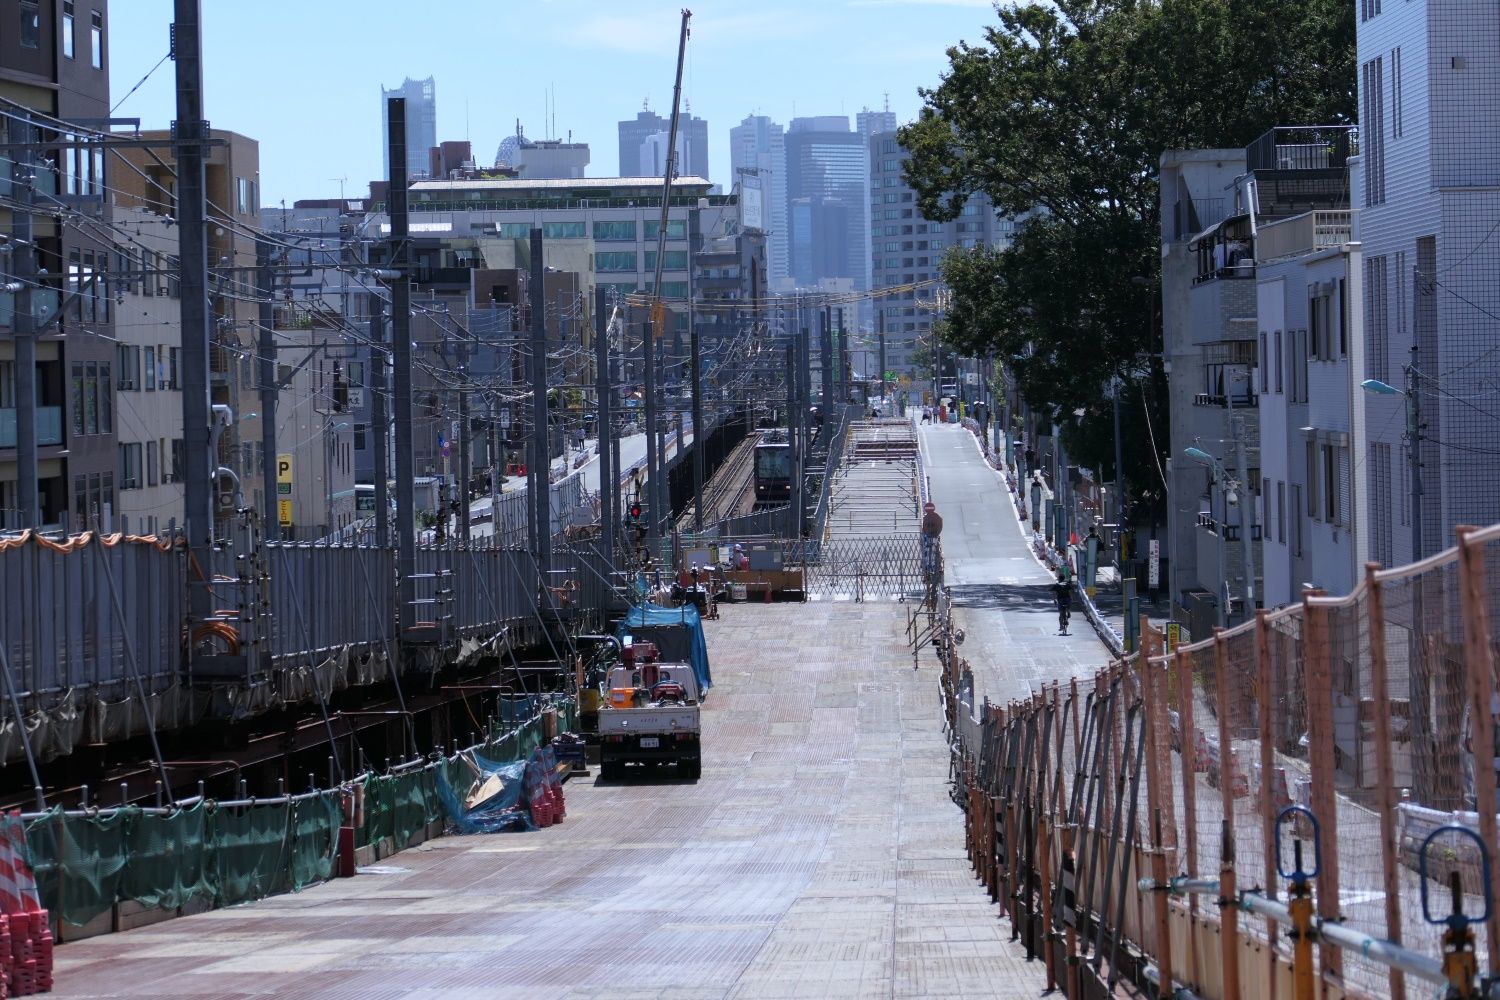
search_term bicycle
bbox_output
[1058,603,1071,635]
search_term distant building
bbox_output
[856,106,897,137]
[639,131,687,178]
[730,115,789,289]
[619,106,708,179]
[381,76,437,180]
[514,138,590,180]
[785,117,868,293]
[867,130,1012,375]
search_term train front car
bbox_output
[753,432,792,508]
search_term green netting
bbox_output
[358,774,396,849]
[121,802,214,911]
[290,795,340,890]
[21,698,575,926]
[212,803,292,907]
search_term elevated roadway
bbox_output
[49,600,1045,999]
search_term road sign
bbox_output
[1148,538,1160,588]
[277,453,293,496]
[278,499,293,526]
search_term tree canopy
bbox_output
[901,0,1354,508]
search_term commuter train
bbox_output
[753,430,793,508]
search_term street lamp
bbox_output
[1362,371,1422,562]
[1184,446,1232,628]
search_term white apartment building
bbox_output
[1356,0,1500,564]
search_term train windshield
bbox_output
[755,446,791,481]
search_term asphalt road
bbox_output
[916,420,1110,703]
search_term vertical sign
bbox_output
[277,453,294,526]
[1148,537,1161,588]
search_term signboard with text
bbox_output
[277,454,293,526]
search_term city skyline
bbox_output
[106,0,998,205]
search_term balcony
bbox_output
[1255,210,1353,262]
[1193,391,1258,409]
[0,407,65,448]
[1245,126,1357,218]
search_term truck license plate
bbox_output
[639,737,659,748]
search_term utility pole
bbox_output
[10,112,38,526]
[690,286,704,534]
[643,313,660,553]
[457,384,471,546]
[256,238,278,541]
[788,338,803,534]
[1112,377,1125,533]
[386,96,417,633]
[1406,362,1423,562]
[1231,414,1256,616]
[594,287,614,560]
[820,305,833,415]
[877,311,887,412]
[173,0,214,620]
[368,294,389,547]
[527,229,550,577]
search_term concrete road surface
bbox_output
[47,601,1047,999]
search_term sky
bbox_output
[106,0,1001,209]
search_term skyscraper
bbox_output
[618,107,709,179]
[730,115,789,288]
[856,106,897,137]
[785,117,868,291]
[381,76,437,180]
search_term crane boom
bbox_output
[649,8,692,336]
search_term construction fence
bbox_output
[21,697,574,932]
[941,523,1500,1000]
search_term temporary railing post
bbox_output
[1255,609,1281,989]
[1139,621,1172,998]
[1455,527,1500,972]
[1213,628,1242,1000]
[1364,563,1407,1000]
[1301,592,1343,986]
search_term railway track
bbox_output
[680,434,758,531]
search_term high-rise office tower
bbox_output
[730,115,789,287]
[619,106,709,179]
[381,76,437,180]
[785,117,868,290]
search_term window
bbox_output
[1259,333,1269,392]
[170,439,184,483]
[84,362,99,434]
[1391,47,1403,138]
[116,344,137,389]
[1323,445,1339,523]
[236,177,250,214]
[90,10,102,68]
[595,251,637,272]
[99,365,111,433]
[1272,332,1284,395]
[144,346,156,390]
[1290,485,1303,555]
[118,442,142,489]
[495,222,531,240]
[354,425,367,450]
[167,347,178,389]
[542,221,585,239]
[62,1,74,58]
[19,1,39,49]
[592,220,636,241]
[1367,255,1389,381]
[1362,57,1386,206]
[1277,481,1287,543]
[71,364,85,435]
[644,219,686,241]
[146,441,158,488]
[930,240,943,252]
[1306,441,1319,519]
[1371,443,1392,565]
[1338,278,1348,356]
[1360,0,1381,19]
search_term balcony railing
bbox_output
[1245,126,1357,172]
[1256,210,1354,262]
[0,407,65,448]
[1193,392,1258,409]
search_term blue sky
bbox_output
[107,0,999,208]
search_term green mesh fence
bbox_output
[24,700,574,927]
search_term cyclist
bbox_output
[1053,569,1073,635]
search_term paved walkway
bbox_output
[49,601,1045,999]
[916,420,1110,704]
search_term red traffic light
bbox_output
[629,503,642,520]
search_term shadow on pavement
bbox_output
[948,581,1062,614]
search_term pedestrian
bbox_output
[922,406,932,424]
[1053,569,1073,635]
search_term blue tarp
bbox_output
[435,752,533,834]
[616,602,713,699]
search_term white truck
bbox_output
[597,641,702,780]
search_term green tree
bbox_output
[902,0,1353,508]
[911,319,963,384]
